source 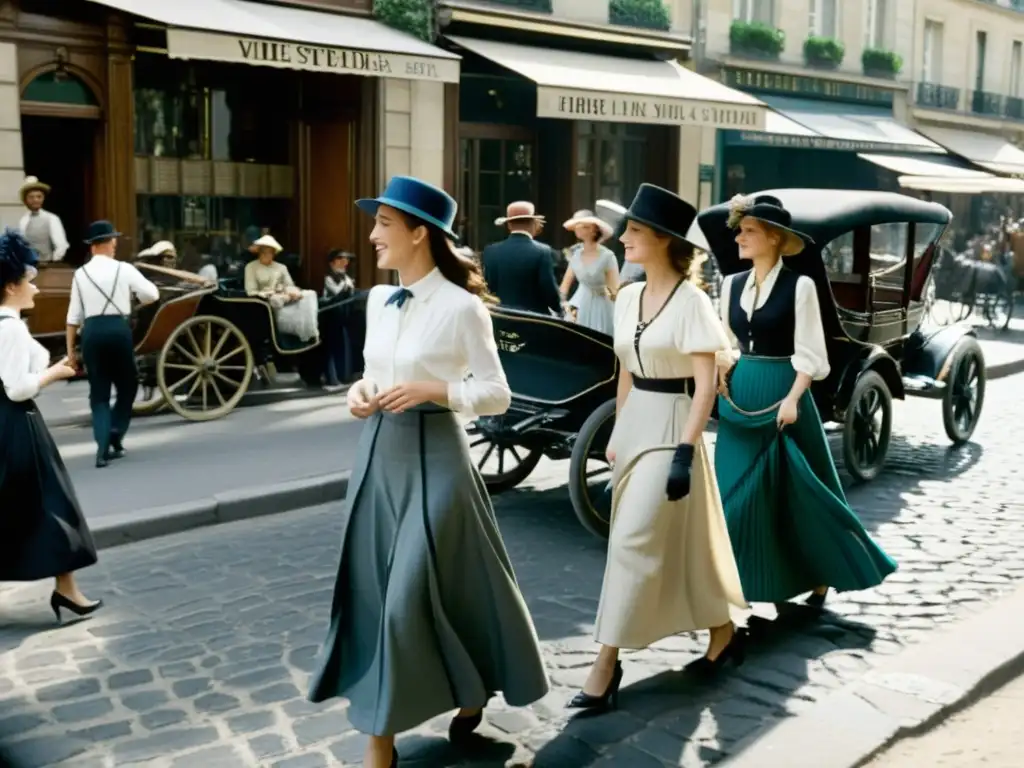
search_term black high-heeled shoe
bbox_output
[686,627,748,677]
[566,660,623,712]
[805,587,829,609]
[50,592,103,623]
[448,709,483,742]
[391,747,398,767]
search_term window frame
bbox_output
[808,0,838,38]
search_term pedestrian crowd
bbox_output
[0,172,898,768]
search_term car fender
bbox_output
[835,346,905,414]
[903,325,979,382]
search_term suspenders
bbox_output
[77,263,128,321]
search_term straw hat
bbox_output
[563,209,614,242]
[726,194,811,257]
[139,240,176,258]
[494,201,545,227]
[249,234,284,254]
[19,176,50,203]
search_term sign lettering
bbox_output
[723,67,895,106]
[539,88,765,130]
[725,130,944,154]
[167,29,460,84]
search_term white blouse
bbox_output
[0,307,51,402]
[717,260,830,380]
[360,268,511,418]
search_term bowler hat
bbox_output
[84,220,122,245]
[726,194,811,257]
[356,176,458,239]
[623,184,702,248]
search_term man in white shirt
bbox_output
[66,221,160,468]
[18,176,69,262]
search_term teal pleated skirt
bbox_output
[715,356,897,603]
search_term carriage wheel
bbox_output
[842,370,892,483]
[157,315,254,422]
[983,286,1014,332]
[568,399,616,539]
[131,385,169,416]
[466,418,543,494]
[943,338,986,444]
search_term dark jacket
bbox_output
[481,233,562,315]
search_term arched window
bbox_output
[22,71,99,106]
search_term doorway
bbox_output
[21,114,97,264]
[457,124,536,252]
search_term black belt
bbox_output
[632,375,695,396]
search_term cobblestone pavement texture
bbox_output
[2,377,1024,766]
[864,672,1024,767]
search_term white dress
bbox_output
[594,281,747,649]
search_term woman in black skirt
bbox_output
[0,230,102,620]
[308,177,548,768]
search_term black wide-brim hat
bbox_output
[622,184,702,249]
[726,194,812,257]
[84,220,122,245]
[356,175,458,240]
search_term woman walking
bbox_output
[308,177,549,768]
[569,185,747,713]
[559,209,619,334]
[713,194,897,607]
[0,229,102,621]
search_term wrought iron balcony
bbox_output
[971,90,1004,117]
[1007,96,1024,120]
[915,82,960,111]
[486,0,553,11]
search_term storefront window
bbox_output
[574,122,648,209]
[133,54,295,276]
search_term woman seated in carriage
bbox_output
[244,234,319,342]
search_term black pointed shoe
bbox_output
[805,587,829,609]
[567,660,623,712]
[50,592,103,623]
[685,627,748,678]
[448,709,483,742]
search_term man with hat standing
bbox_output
[481,201,563,316]
[18,176,69,263]
[66,221,160,468]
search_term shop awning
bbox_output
[446,36,767,131]
[86,0,460,83]
[857,153,993,179]
[897,175,1024,193]
[916,126,1024,176]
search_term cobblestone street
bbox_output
[2,377,1024,767]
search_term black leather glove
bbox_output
[665,443,695,502]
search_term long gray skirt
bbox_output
[307,405,550,736]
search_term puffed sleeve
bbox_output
[792,276,830,380]
[447,297,511,418]
[243,261,259,295]
[677,284,731,355]
[0,320,43,402]
[715,274,741,368]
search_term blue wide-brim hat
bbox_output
[356,176,458,239]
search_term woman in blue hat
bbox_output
[308,177,548,768]
[569,184,747,714]
[713,194,896,609]
[0,229,103,620]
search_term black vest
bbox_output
[728,267,799,357]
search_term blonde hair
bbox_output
[668,237,708,287]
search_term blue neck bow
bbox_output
[386,287,414,309]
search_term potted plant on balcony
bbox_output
[374,0,432,41]
[729,20,785,60]
[609,0,671,31]
[803,36,844,70]
[861,48,903,79]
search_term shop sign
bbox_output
[726,130,936,154]
[723,67,894,107]
[166,29,460,84]
[536,88,766,130]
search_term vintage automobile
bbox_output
[127,264,366,421]
[697,189,986,482]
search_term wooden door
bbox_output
[302,119,354,291]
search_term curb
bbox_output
[722,583,1024,768]
[91,471,349,550]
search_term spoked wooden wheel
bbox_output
[568,399,616,539]
[465,417,543,494]
[982,287,1014,332]
[943,338,986,444]
[157,315,254,422]
[131,385,169,416]
[842,370,893,483]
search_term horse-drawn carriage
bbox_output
[470,189,986,539]
[51,264,364,422]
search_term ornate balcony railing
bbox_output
[913,81,1024,123]
[916,82,960,111]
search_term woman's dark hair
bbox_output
[400,212,496,304]
[667,237,707,288]
[0,229,38,295]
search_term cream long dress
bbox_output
[594,280,747,649]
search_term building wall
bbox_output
[0,42,23,229]
[379,78,446,188]
[552,0,610,24]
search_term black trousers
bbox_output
[81,315,137,454]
